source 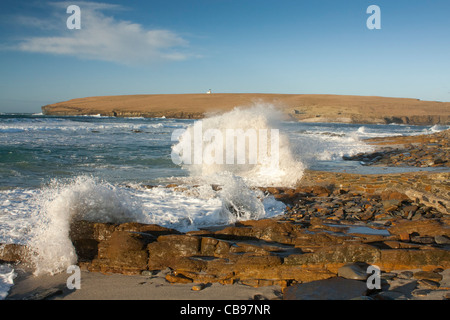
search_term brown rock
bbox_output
[191,283,206,291]
[220,219,300,244]
[148,235,201,270]
[166,273,193,284]
[69,220,115,242]
[285,243,381,265]
[389,220,450,237]
[200,237,219,256]
[380,248,450,270]
[96,230,150,272]
[380,190,410,201]
[399,233,411,242]
[334,208,346,219]
[0,244,29,263]
[294,231,351,251]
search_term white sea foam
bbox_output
[0,121,168,133]
[0,174,285,275]
[173,103,305,188]
[428,124,449,133]
[0,264,16,300]
[26,176,146,275]
[288,128,374,163]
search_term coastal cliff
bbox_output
[42,93,450,125]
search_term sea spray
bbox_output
[172,103,305,188]
[201,172,283,221]
[27,176,145,276]
[25,175,285,275]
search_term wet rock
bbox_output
[0,244,29,263]
[283,277,368,300]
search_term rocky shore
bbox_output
[344,129,450,167]
[1,129,449,300]
[2,179,450,300]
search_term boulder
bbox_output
[93,230,151,274]
[338,262,371,280]
[0,244,29,263]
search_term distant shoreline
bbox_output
[42,93,450,126]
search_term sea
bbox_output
[0,104,448,296]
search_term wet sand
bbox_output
[6,267,282,300]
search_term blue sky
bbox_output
[0,0,449,113]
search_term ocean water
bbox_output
[0,105,448,290]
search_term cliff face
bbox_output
[41,105,204,119]
[42,94,450,125]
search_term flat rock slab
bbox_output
[283,277,368,300]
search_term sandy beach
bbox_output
[6,267,283,300]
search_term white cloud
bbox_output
[12,1,191,65]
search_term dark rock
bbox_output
[410,236,435,244]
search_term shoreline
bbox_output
[2,127,450,301]
[3,167,450,300]
[41,93,450,126]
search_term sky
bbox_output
[0,0,449,113]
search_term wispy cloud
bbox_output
[9,1,192,65]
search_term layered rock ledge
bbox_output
[345,129,450,167]
[2,184,449,298]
